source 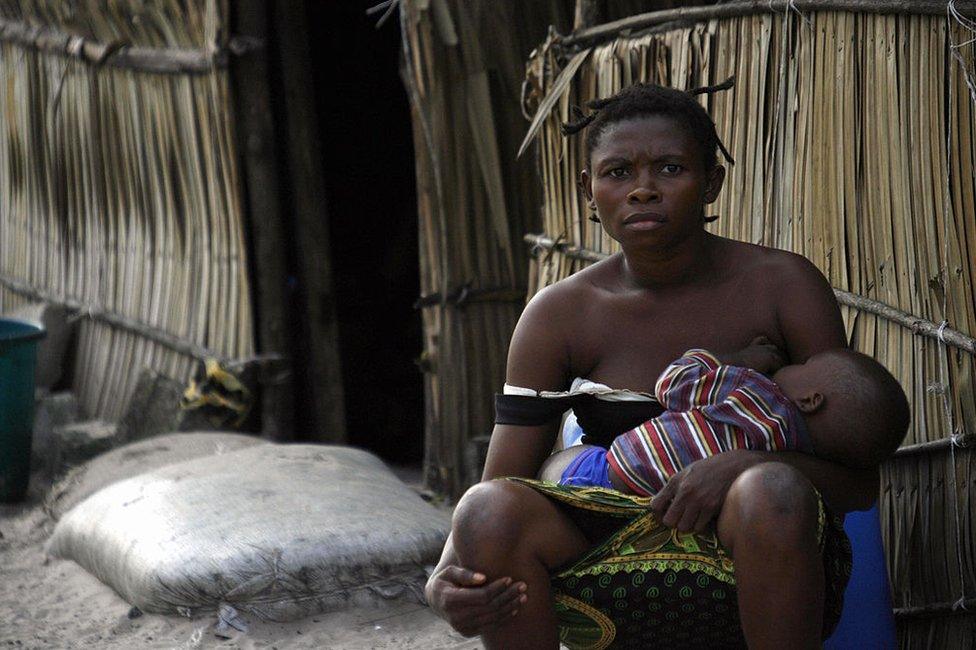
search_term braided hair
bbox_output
[562,77,736,170]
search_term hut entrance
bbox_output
[305,2,424,465]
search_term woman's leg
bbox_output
[451,479,591,649]
[716,462,825,650]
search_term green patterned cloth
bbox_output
[508,479,851,650]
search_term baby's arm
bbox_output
[654,349,728,410]
[714,336,786,376]
[657,338,786,411]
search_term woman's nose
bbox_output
[627,183,660,203]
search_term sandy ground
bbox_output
[0,474,481,650]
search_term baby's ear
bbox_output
[795,392,824,414]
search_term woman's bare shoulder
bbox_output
[524,255,621,313]
[508,256,621,389]
[720,238,826,284]
[719,237,845,358]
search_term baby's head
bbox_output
[772,349,910,467]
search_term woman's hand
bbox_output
[650,450,758,532]
[425,565,527,637]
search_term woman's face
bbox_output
[581,114,724,250]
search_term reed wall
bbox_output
[522,4,975,645]
[0,0,255,420]
[400,0,575,497]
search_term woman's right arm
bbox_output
[425,284,575,635]
[484,281,577,481]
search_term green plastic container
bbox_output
[0,318,45,502]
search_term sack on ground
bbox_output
[46,444,450,621]
[46,431,267,520]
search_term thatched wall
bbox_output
[400,0,574,497]
[0,1,255,420]
[520,2,975,646]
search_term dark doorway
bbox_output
[305,2,423,464]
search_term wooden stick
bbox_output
[562,1,974,47]
[834,288,976,355]
[523,233,976,354]
[0,17,238,74]
[230,0,295,440]
[893,597,976,619]
[894,435,974,456]
[0,272,221,362]
[272,0,347,444]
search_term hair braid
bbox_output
[561,77,736,169]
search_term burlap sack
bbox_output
[47,444,449,621]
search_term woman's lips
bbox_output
[623,212,668,230]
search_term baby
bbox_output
[539,339,910,497]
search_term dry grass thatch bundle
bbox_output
[0,0,255,420]
[521,3,975,645]
[400,0,573,498]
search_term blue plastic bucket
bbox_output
[0,318,45,502]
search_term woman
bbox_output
[426,82,886,649]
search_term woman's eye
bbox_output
[608,167,629,178]
[661,163,682,174]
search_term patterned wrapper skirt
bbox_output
[507,479,852,650]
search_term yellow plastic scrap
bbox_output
[181,358,252,428]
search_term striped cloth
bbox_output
[607,350,812,496]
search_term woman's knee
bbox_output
[719,462,821,551]
[452,480,588,574]
[452,480,534,565]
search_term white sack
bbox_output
[46,444,450,621]
[46,432,268,520]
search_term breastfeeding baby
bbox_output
[539,337,910,497]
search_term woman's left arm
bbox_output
[650,449,877,532]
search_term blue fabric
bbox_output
[562,412,585,449]
[824,503,897,649]
[559,446,613,489]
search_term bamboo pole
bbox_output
[0,16,238,74]
[523,233,976,355]
[0,273,222,362]
[562,0,975,47]
[894,435,973,456]
[894,597,976,618]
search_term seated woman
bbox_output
[425,81,901,649]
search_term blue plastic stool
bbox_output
[824,503,897,649]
